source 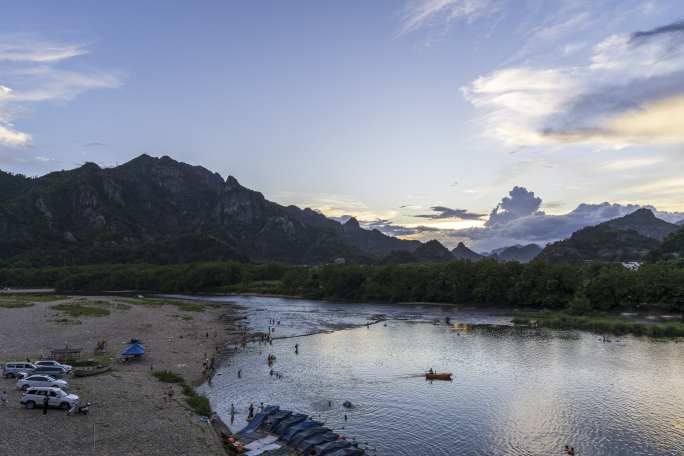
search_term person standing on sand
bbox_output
[1,391,6,406]
[168,386,174,400]
[43,395,49,415]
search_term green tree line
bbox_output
[2,258,684,312]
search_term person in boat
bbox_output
[565,445,575,455]
[428,368,434,374]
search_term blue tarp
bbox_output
[287,426,327,449]
[274,414,307,435]
[122,343,145,356]
[263,405,279,415]
[279,419,318,444]
[297,432,340,454]
[315,439,353,456]
[237,411,269,436]
[260,410,292,433]
[236,405,279,435]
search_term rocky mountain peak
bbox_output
[225,175,240,191]
[343,217,360,231]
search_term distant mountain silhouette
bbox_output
[601,208,679,241]
[414,240,456,263]
[497,244,542,263]
[451,242,483,261]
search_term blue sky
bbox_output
[1,1,683,252]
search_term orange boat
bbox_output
[426,372,452,380]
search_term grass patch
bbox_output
[150,370,211,416]
[151,370,185,383]
[47,317,82,325]
[185,393,212,417]
[0,294,68,303]
[510,316,532,326]
[49,303,110,317]
[0,301,35,308]
[88,300,132,311]
[508,311,684,337]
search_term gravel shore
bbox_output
[0,292,244,456]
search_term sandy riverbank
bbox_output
[0,292,248,456]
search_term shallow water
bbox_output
[186,296,684,456]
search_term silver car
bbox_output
[20,387,78,411]
[15,374,68,391]
[3,362,36,378]
[34,360,73,372]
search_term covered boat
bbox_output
[73,365,110,377]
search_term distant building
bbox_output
[334,258,346,265]
[621,262,641,271]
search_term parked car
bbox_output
[31,366,68,378]
[20,387,78,411]
[16,374,68,391]
[34,360,72,372]
[3,362,36,378]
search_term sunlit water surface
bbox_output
[180,296,684,456]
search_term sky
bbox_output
[1,1,683,253]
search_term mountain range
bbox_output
[0,154,680,268]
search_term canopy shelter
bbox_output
[50,348,82,362]
[122,342,146,361]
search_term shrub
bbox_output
[185,394,212,416]
[151,370,184,383]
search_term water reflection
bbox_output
[187,297,684,456]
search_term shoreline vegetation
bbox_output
[508,310,684,337]
[2,258,684,317]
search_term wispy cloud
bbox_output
[462,19,684,146]
[0,34,88,62]
[0,33,123,147]
[413,205,484,220]
[398,0,496,37]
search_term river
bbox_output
[183,296,684,456]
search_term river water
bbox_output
[185,296,684,456]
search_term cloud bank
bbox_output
[364,186,684,251]
[462,19,684,146]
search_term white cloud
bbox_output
[0,124,31,146]
[0,33,123,148]
[462,20,684,146]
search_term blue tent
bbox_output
[122,343,146,356]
